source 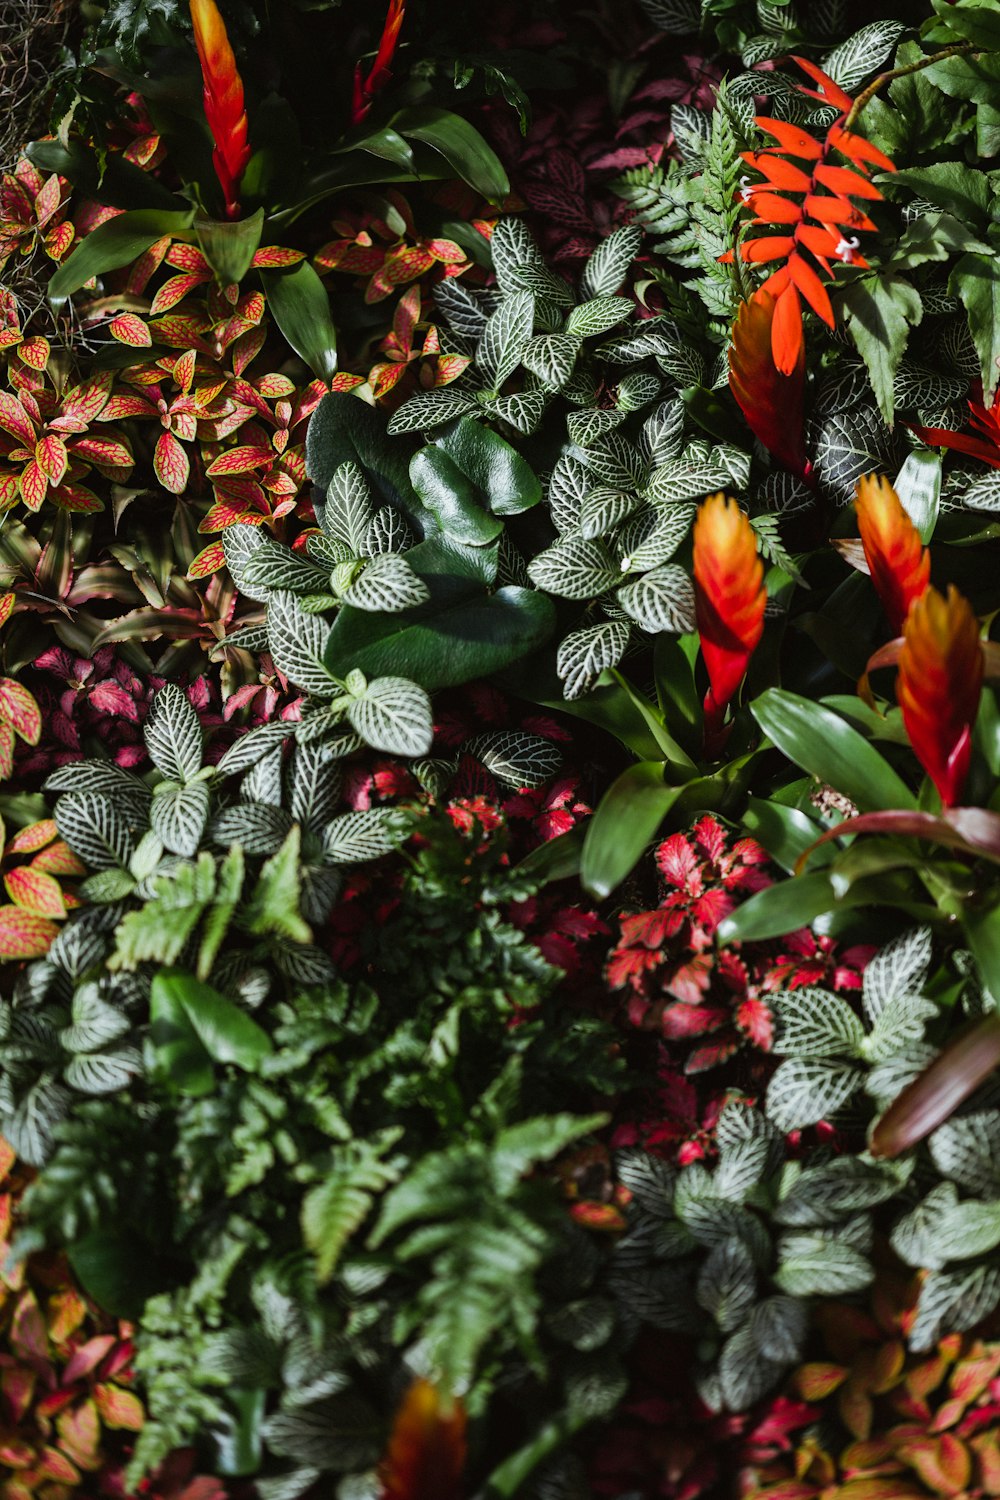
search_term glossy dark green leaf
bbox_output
[324,582,555,690]
[434,417,541,515]
[751,689,917,812]
[48,208,196,306]
[69,1228,171,1320]
[582,762,683,900]
[149,968,272,1095]
[742,796,825,875]
[195,209,265,286]
[716,872,839,944]
[26,138,179,209]
[260,261,338,384]
[307,391,424,531]
[391,105,510,202]
[409,447,503,546]
[514,824,586,886]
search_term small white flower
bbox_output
[620,555,632,572]
[835,235,860,263]
[739,175,755,205]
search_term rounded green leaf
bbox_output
[434,416,541,515]
[410,447,503,546]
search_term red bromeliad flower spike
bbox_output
[190,0,251,221]
[723,58,894,375]
[910,380,1000,471]
[854,472,930,635]
[728,289,809,480]
[352,0,407,126]
[378,1378,467,1500]
[693,493,766,759]
[898,585,983,808]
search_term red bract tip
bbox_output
[352,0,407,125]
[728,290,808,480]
[898,585,982,808]
[693,494,766,757]
[379,1379,466,1500]
[854,473,930,635]
[190,0,251,220]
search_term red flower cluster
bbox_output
[724,59,894,375]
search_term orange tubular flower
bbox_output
[897,586,982,808]
[189,0,251,220]
[728,289,809,481]
[693,494,766,757]
[379,1379,466,1500]
[352,0,407,125]
[854,473,930,635]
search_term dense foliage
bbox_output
[3,0,1000,1497]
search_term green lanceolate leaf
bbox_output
[48,209,195,307]
[194,209,265,286]
[751,690,917,812]
[149,969,272,1095]
[582,762,684,899]
[260,261,338,385]
[391,106,510,202]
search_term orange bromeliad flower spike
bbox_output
[854,473,930,635]
[378,1378,467,1500]
[190,0,251,220]
[897,585,982,808]
[352,0,407,125]
[693,494,766,757]
[728,289,809,481]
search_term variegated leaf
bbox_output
[109,313,151,347]
[490,218,544,295]
[266,590,338,699]
[521,333,580,389]
[581,225,642,298]
[616,564,696,634]
[528,538,623,600]
[322,807,404,863]
[465,730,562,789]
[324,461,375,555]
[342,554,430,612]
[557,620,631,699]
[345,676,433,757]
[0,678,41,743]
[145,683,204,783]
[4,867,65,917]
[0,906,60,960]
[387,389,477,435]
[150,780,210,857]
[567,296,633,340]
[153,430,190,494]
[477,291,535,389]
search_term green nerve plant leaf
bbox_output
[344,677,433,757]
[266,591,338,699]
[144,683,204,784]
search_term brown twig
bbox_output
[842,41,979,132]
